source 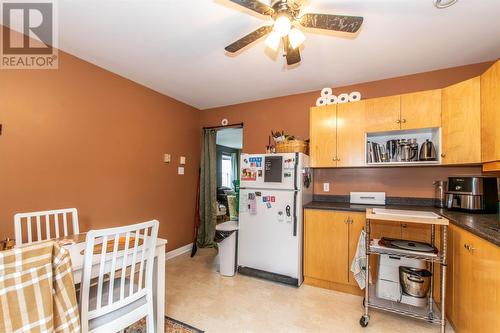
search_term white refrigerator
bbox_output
[237,153,313,286]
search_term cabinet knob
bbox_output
[396,119,401,124]
[441,153,446,158]
[402,119,407,123]
[464,243,475,253]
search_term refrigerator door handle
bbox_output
[293,190,298,237]
[293,152,299,191]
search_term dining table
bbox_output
[47,234,166,333]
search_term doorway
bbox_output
[216,127,243,223]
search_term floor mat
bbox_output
[124,316,204,333]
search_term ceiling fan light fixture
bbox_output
[273,14,292,37]
[224,0,365,66]
[264,31,281,51]
[289,28,306,49]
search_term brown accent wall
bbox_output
[200,61,493,154]
[0,27,200,250]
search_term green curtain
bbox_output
[197,129,218,248]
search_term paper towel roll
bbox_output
[326,95,338,105]
[337,93,349,104]
[316,97,328,107]
[349,91,361,102]
[321,87,333,97]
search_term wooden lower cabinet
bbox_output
[303,209,365,295]
[304,209,349,284]
[446,224,500,333]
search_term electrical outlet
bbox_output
[163,154,171,163]
[323,183,330,192]
[178,167,185,175]
[180,156,186,165]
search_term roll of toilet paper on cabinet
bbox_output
[316,97,328,107]
[321,87,333,97]
[349,91,362,102]
[326,95,338,105]
[337,93,349,103]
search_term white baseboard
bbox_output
[166,243,193,260]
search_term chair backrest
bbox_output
[79,220,159,333]
[14,208,79,244]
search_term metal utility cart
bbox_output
[360,208,448,333]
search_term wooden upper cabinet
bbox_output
[400,89,442,130]
[365,95,401,132]
[441,77,481,165]
[481,60,500,163]
[304,210,349,284]
[310,105,337,167]
[337,101,366,167]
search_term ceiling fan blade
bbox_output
[225,25,273,53]
[300,13,363,33]
[284,36,301,65]
[228,0,274,16]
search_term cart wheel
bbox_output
[359,316,369,328]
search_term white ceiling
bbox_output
[5,0,500,109]
[216,128,243,149]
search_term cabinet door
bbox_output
[365,95,401,132]
[310,105,337,167]
[304,209,349,284]
[453,225,473,333]
[445,225,455,327]
[401,89,441,130]
[469,230,500,332]
[441,77,481,164]
[337,101,366,167]
[481,60,500,162]
[348,212,366,286]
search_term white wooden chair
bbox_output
[14,208,79,244]
[79,220,159,333]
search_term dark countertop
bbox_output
[304,201,500,247]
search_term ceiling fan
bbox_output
[224,0,364,65]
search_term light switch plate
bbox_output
[178,167,185,175]
[163,154,171,163]
[180,156,186,165]
[323,183,330,192]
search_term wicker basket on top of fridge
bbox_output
[268,131,309,154]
